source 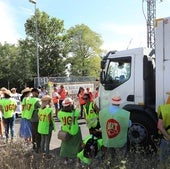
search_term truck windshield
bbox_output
[105,57,131,89]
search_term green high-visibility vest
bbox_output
[0,98,17,118]
[58,109,80,135]
[38,107,53,134]
[21,97,39,119]
[158,104,170,134]
[83,102,98,128]
[99,107,130,148]
[77,134,103,165]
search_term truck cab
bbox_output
[100,48,155,109]
[99,48,158,152]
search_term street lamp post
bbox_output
[29,0,40,87]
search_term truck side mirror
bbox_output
[101,60,106,69]
[100,71,105,84]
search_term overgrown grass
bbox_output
[0,138,161,169]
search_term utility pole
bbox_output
[29,0,40,87]
[146,0,163,49]
[146,0,156,49]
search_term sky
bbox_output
[0,0,170,51]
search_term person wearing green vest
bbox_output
[157,92,170,169]
[99,93,130,164]
[0,90,17,143]
[0,87,8,138]
[83,93,101,138]
[38,95,56,159]
[19,87,32,144]
[58,97,82,165]
[77,134,104,166]
[30,88,41,153]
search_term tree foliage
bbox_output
[65,24,103,78]
[0,10,104,89]
[0,42,34,89]
[25,9,67,77]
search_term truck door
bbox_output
[99,56,135,109]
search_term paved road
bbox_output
[14,117,89,150]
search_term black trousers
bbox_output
[31,122,41,151]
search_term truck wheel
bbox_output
[127,111,158,153]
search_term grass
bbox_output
[0,137,160,169]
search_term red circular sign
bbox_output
[106,119,120,138]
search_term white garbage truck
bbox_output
[99,16,170,153]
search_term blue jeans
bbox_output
[160,138,170,163]
[3,115,15,139]
[40,127,53,154]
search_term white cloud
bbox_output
[0,1,20,44]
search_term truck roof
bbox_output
[107,47,152,59]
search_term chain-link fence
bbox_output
[34,76,97,87]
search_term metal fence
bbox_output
[34,76,97,87]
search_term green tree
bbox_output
[0,43,18,88]
[0,42,33,89]
[0,43,13,87]
[65,24,103,78]
[17,39,34,86]
[25,9,67,77]
[0,11,104,89]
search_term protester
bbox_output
[77,89,103,167]
[58,84,67,110]
[0,87,7,138]
[77,87,85,118]
[93,86,99,107]
[38,86,48,99]
[0,100,3,138]
[52,86,60,118]
[77,134,104,166]
[166,91,170,104]
[0,91,3,138]
[30,88,41,153]
[0,90,17,143]
[83,93,101,138]
[94,86,99,99]
[99,93,130,162]
[58,97,82,164]
[0,87,7,98]
[0,118,3,138]
[11,88,22,117]
[157,92,170,169]
[53,83,58,90]
[86,87,93,101]
[38,95,56,159]
[19,87,32,144]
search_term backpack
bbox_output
[83,136,98,158]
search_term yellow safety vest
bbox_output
[0,98,17,118]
